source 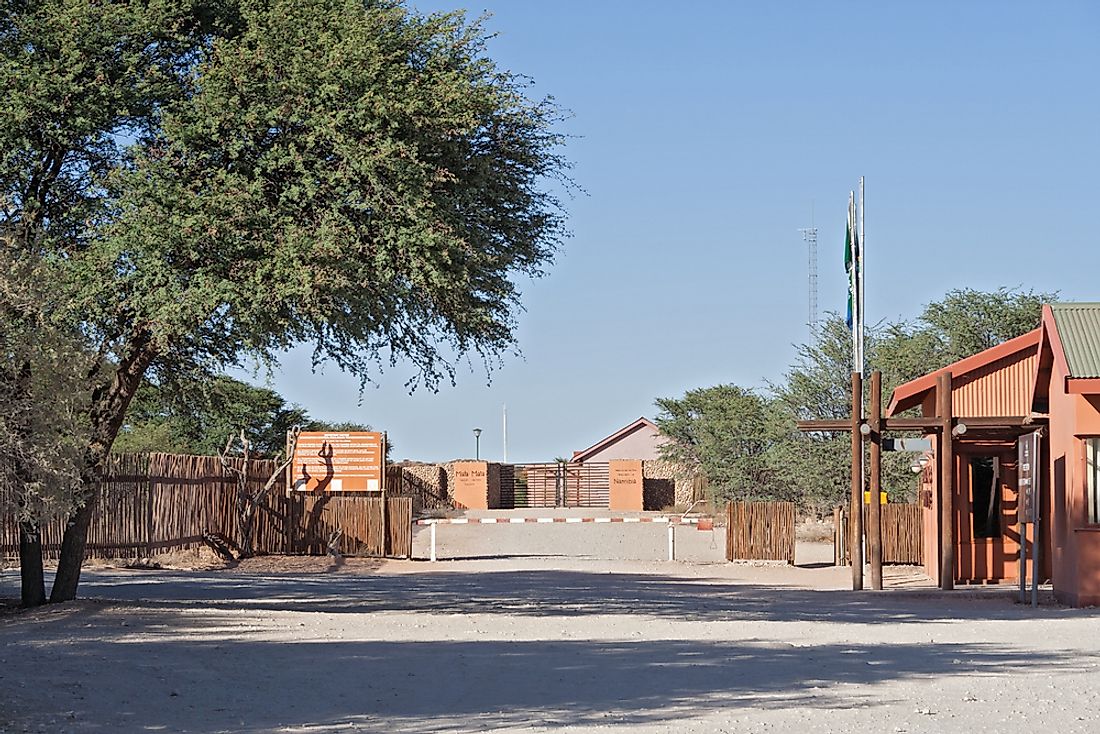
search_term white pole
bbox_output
[858,176,866,378]
[858,177,867,571]
[667,522,675,561]
[502,403,508,463]
[430,522,437,563]
[853,178,862,567]
[849,191,858,374]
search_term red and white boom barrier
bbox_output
[416,515,706,562]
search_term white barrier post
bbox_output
[667,522,675,561]
[430,522,437,562]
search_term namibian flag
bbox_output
[844,197,859,330]
[845,220,854,329]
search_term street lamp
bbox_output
[473,428,482,460]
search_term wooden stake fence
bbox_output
[1,453,411,560]
[834,503,922,566]
[726,501,796,563]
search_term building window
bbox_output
[970,457,1000,538]
[1088,438,1100,525]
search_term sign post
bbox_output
[1017,430,1041,606]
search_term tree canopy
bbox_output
[2,0,572,602]
[655,385,786,502]
[658,287,1054,511]
[114,375,373,458]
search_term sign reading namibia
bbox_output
[291,432,384,493]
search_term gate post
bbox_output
[556,461,565,508]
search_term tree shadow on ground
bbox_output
[13,567,1095,625]
[1,604,1094,734]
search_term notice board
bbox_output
[290,431,384,493]
[1017,430,1041,523]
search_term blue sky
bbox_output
[248,1,1099,463]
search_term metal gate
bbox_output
[500,462,610,509]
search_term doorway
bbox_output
[955,449,1019,582]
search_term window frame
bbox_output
[1086,437,1100,526]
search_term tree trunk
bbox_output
[48,497,96,603]
[8,360,46,606]
[19,521,46,607]
[50,332,156,603]
[238,500,255,559]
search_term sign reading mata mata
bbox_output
[290,431,384,493]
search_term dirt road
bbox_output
[2,527,1098,733]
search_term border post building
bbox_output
[886,329,1046,587]
[882,303,1100,606]
[1032,303,1100,607]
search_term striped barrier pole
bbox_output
[417,515,707,563]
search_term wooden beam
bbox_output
[955,416,1036,428]
[797,419,853,432]
[850,372,864,591]
[868,370,883,591]
[936,371,955,591]
[798,417,946,433]
[799,416,1042,434]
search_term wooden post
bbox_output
[380,432,389,557]
[144,458,155,558]
[936,371,955,591]
[284,430,293,554]
[834,506,842,566]
[869,370,884,590]
[850,371,864,590]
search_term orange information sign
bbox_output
[452,461,489,510]
[609,459,643,511]
[290,431,384,493]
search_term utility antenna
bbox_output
[798,204,819,341]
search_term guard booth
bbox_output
[886,330,1048,586]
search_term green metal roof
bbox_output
[1051,303,1100,379]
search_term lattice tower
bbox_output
[798,226,819,341]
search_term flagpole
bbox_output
[858,176,865,378]
[849,191,857,373]
[846,190,864,588]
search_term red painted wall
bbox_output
[1047,367,1100,606]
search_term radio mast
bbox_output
[798,217,819,342]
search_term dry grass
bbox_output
[80,546,231,572]
[796,519,835,543]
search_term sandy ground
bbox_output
[2,518,1099,733]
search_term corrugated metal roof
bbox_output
[952,348,1038,417]
[1051,303,1100,379]
[886,329,1041,416]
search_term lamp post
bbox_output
[473,428,482,460]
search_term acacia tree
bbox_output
[0,256,90,606]
[3,0,571,603]
[772,289,1053,511]
[655,385,787,502]
[665,289,1054,515]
